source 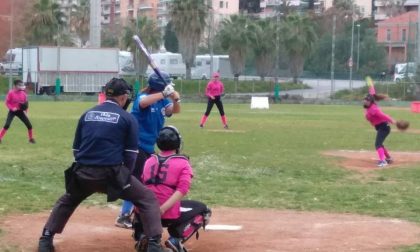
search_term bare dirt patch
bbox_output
[2,206,420,251]
[323,150,420,172]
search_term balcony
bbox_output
[139,4,153,11]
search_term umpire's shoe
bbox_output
[38,236,54,252]
[147,236,171,252]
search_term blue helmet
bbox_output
[148,72,171,91]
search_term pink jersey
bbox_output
[365,103,394,127]
[205,80,224,97]
[5,89,27,111]
[141,151,193,219]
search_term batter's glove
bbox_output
[162,83,175,98]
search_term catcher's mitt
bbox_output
[396,120,409,131]
[19,101,28,111]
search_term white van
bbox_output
[145,52,186,79]
[0,48,23,75]
[394,62,416,82]
[191,54,233,79]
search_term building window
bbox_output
[402,29,407,42]
[386,29,391,41]
[219,1,223,8]
[170,59,178,65]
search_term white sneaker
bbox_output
[377,160,388,168]
[115,214,132,229]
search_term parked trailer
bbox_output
[22,47,119,94]
[145,52,186,79]
[191,55,233,79]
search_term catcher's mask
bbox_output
[156,125,182,153]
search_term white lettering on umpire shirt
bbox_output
[84,111,120,124]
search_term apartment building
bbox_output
[322,0,372,18]
[157,0,239,29]
[373,0,418,21]
[260,0,327,18]
[377,11,417,68]
[119,0,159,25]
[101,0,121,26]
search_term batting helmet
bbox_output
[157,125,181,152]
[148,72,171,92]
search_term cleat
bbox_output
[29,138,36,144]
[199,124,203,128]
[385,158,393,164]
[38,236,54,252]
[165,237,185,252]
[223,124,229,129]
[115,214,132,229]
[377,160,388,168]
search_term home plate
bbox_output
[205,224,242,231]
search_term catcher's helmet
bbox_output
[148,72,171,92]
[157,125,181,151]
[104,78,133,97]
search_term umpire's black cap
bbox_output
[104,78,132,97]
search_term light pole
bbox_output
[356,23,360,72]
[349,4,355,91]
[8,0,14,91]
[331,15,336,97]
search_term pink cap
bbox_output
[212,72,220,78]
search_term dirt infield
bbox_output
[2,206,420,252]
[323,150,420,172]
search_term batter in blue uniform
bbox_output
[116,72,181,228]
[38,78,167,252]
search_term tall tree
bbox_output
[102,25,120,48]
[25,0,67,45]
[121,16,161,76]
[219,14,250,78]
[281,13,318,83]
[164,22,179,53]
[247,18,277,80]
[70,0,90,46]
[169,0,208,79]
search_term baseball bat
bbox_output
[132,35,169,85]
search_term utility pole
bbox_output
[349,4,355,91]
[89,0,101,47]
[331,15,336,97]
[416,0,420,80]
[356,23,360,71]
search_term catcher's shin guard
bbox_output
[181,207,212,243]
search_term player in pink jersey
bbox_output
[199,72,228,129]
[132,126,211,252]
[0,80,35,144]
[363,78,396,167]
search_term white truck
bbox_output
[394,62,416,82]
[0,48,23,75]
[191,54,233,79]
[22,46,119,94]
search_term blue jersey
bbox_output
[73,100,139,166]
[131,92,172,154]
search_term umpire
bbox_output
[38,78,165,252]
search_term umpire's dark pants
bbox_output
[375,122,391,149]
[44,166,162,238]
[204,96,225,116]
[3,110,32,130]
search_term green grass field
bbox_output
[1,102,420,250]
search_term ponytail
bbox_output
[373,94,388,101]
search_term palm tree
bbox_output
[169,0,208,79]
[248,18,278,80]
[121,16,161,76]
[281,13,317,83]
[219,14,250,79]
[70,0,90,46]
[25,0,67,45]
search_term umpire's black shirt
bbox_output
[73,100,138,166]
